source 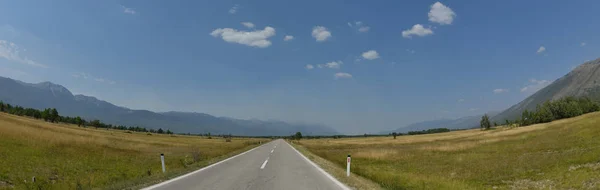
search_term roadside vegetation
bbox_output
[297,98,600,189]
[0,112,264,189]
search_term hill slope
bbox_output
[0,76,338,136]
[493,58,600,122]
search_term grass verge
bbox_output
[289,141,382,190]
[0,112,266,189]
[297,112,600,189]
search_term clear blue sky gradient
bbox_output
[0,0,598,134]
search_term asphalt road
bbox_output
[142,139,349,190]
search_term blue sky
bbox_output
[0,0,598,134]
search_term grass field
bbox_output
[0,112,265,189]
[298,112,600,189]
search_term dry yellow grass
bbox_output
[0,112,264,189]
[299,112,600,189]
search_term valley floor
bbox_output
[298,112,600,189]
[0,112,263,189]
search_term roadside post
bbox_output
[161,153,166,173]
[347,154,351,177]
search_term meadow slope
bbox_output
[0,112,264,189]
[299,112,600,189]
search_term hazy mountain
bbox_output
[381,112,499,134]
[0,76,338,136]
[492,58,600,122]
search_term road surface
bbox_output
[142,139,349,190]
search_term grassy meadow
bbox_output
[0,112,265,189]
[298,112,600,189]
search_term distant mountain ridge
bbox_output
[492,58,600,122]
[381,112,498,134]
[0,76,338,136]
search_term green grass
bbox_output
[298,112,600,189]
[0,113,265,189]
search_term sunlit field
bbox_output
[298,112,600,189]
[0,112,264,189]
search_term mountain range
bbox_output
[0,76,338,136]
[385,58,600,133]
[492,58,600,122]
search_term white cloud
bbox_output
[493,88,509,94]
[406,49,416,54]
[121,5,136,15]
[349,21,370,33]
[581,42,586,46]
[361,50,380,60]
[283,35,294,41]
[317,61,343,69]
[428,2,456,25]
[358,26,370,33]
[458,99,465,102]
[536,46,546,54]
[521,79,551,93]
[210,26,276,48]
[229,4,240,14]
[312,26,332,42]
[0,40,46,68]
[402,24,433,38]
[334,72,352,79]
[305,64,314,70]
[72,72,115,85]
[241,22,254,29]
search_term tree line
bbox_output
[0,101,173,134]
[481,96,600,130]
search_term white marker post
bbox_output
[161,153,166,173]
[346,154,351,177]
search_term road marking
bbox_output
[260,157,269,169]
[271,149,274,153]
[286,141,351,190]
[141,142,269,190]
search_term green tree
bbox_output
[392,132,397,139]
[294,132,302,140]
[50,108,59,123]
[75,117,83,127]
[0,101,4,112]
[41,108,50,121]
[480,114,491,130]
[157,128,164,134]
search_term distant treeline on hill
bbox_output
[0,101,179,134]
[497,97,599,128]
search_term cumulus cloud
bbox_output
[406,49,416,54]
[229,4,240,14]
[305,64,314,70]
[361,50,380,60]
[428,2,456,25]
[493,88,509,94]
[312,26,331,42]
[241,22,254,28]
[210,26,276,48]
[402,24,433,38]
[581,42,586,47]
[0,40,46,68]
[121,5,136,15]
[521,79,551,93]
[334,72,352,79]
[349,21,370,33]
[283,35,294,41]
[358,26,370,33]
[317,61,343,69]
[72,72,116,85]
[536,46,546,54]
